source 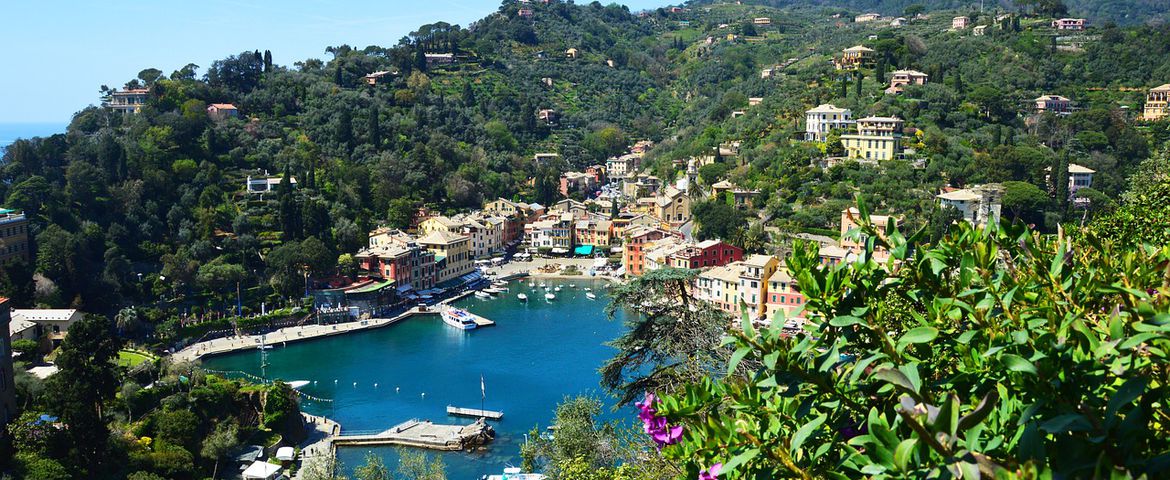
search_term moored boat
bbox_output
[442,307,478,330]
[586,292,597,300]
[517,293,528,302]
[545,293,556,301]
[474,291,492,299]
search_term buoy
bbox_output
[421,392,426,398]
[353,382,357,387]
[396,386,400,393]
[334,379,338,384]
[374,383,378,388]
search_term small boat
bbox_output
[257,345,274,350]
[584,287,592,292]
[287,380,310,389]
[554,286,561,292]
[475,291,492,299]
[528,282,535,288]
[586,292,597,300]
[442,307,478,330]
[484,288,504,295]
[539,283,546,288]
[545,293,556,301]
[485,467,546,480]
[569,284,576,288]
[517,293,528,302]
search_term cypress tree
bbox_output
[278,166,302,240]
[263,50,273,72]
[337,108,354,154]
[854,72,864,99]
[953,71,963,94]
[840,77,848,99]
[368,105,381,149]
[334,63,343,86]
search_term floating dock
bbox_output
[333,418,495,451]
[447,405,504,420]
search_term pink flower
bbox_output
[637,392,684,447]
[699,463,722,480]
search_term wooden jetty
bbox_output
[447,405,504,420]
[333,418,495,451]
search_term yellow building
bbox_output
[418,215,463,236]
[837,45,875,70]
[738,254,779,320]
[1142,84,1170,121]
[418,230,473,284]
[841,116,904,161]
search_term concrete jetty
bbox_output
[333,418,495,451]
[447,405,504,420]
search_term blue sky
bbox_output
[0,0,667,124]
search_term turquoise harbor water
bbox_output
[202,278,628,478]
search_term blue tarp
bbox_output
[574,245,594,255]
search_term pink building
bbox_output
[1034,95,1071,114]
[885,70,928,94]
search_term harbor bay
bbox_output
[202,278,626,478]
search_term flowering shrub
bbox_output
[642,204,1170,479]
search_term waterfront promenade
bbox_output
[174,257,616,363]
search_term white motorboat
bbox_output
[554,286,561,292]
[517,293,528,302]
[484,288,504,295]
[545,293,556,301]
[287,380,310,389]
[569,284,576,288]
[584,287,592,292]
[539,283,546,288]
[442,307,478,330]
[474,291,492,299]
[528,282,535,288]
[586,292,597,300]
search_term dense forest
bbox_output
[1,0,1169,339]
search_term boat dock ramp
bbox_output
[447,405,504,420]
[333,418,495,451]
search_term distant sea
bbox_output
[0,122,69,152]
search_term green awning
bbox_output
[574,245,594,255]
[344,280,394,294]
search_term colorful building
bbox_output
[841,116,904,161]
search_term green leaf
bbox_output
[720,446,759,474]
[897,327,939,352]
[727,346,750,376]
[1001,354,1038,375]
[1040,413,1090,434]
[829,315,864,327]
[874,368,920,398]
[894,438,918,472]
[1106,377,1146,421]
[957,389,1000,431]
[790,413,827,454]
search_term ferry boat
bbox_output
[517,293,528,302]
[474,291,492,299]
[442,307,478,330]
[586,292,597,300]
[545,293,556,301]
